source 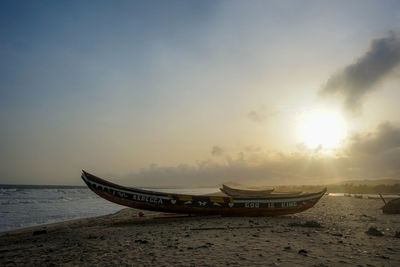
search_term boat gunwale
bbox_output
[220,184,304,198]
[220,184,274,197]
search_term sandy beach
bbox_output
[1,195,399,266]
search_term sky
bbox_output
[1,0,400,186]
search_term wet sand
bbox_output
[1,196,400,266]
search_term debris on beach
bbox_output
[298,249,308,256]
[32,230,47,236]
[288,220,322,228]
[365,227,384,236]
[382,198,400,214]
[134,239,148,244]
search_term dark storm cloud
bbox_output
[344,122,400,176]
[347,122,400,155]
[319,30,400,111]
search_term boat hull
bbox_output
[81,171,326,216]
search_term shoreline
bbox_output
[1,196,400,266]
[1,192,396,234]
[0,208,189,237]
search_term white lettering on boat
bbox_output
[117,191,128,198]
[130,193,163,204]
[281,202,297,208]
[232,191,325,204]
[245,202,260,208]
[89,182,164,204]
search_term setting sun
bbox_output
[299,109,347,149]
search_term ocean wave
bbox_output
[0,199,37,205]
[0,188,18,192]
[0,196,89,205]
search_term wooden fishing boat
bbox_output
[81,170,326,216]
[220,184,274,198]
[220,184,302,198]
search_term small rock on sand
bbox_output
[365,227,383,236]
[134,239,148,244]
[33,230,47,236]
[298,249,308,256]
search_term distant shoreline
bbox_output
[2,181,400,194]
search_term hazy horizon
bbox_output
[2,176,400,188]
[2,1,400,187]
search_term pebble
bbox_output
[134,239,148,244]
[365,227,383,236]
[331,233,343,237]
[33,230,47,236]
[298,249,308,256]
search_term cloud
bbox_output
[244,145,262,153]
[319,30,400,112]
[247,110,267,122]
[346,121,400,155]
[211,145,224,156]
[247,106,279,123]
[343,122,400,176]
[122,122,400,187]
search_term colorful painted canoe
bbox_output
[220,184,274,198]
[81,170,326,216]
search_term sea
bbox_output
[0,185,219,232]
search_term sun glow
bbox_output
[299,109,347,149]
